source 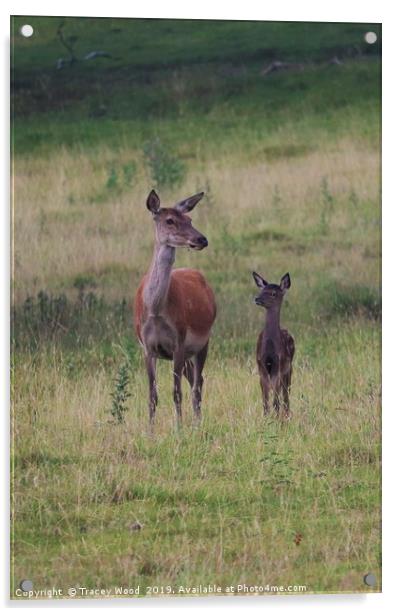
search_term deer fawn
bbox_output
[134,190,216,428]
[252,272,295,419]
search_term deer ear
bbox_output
[252,272,267,288]
[174,192,204,213]
[280,272,291,292]
[146,189,160,214]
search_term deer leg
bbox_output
[192,342,208,424]
[145,354,158,426]
[273,391,281,415]
[173,347,185,426]
[183,359,194,387]
[273,377,282,415]
[282,371,292,420]
[260,373,270,416]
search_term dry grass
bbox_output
[12,321,381,594]
[11,133,381,597]
[12,137,379,302]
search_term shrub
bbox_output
[11,290,131,351]
[109,362,131,424]
[143,137,185,190]
[316,279,381,320]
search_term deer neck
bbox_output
[264,306,282,347]
[143,242,175,316]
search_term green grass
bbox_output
[11,17,381,155]
[11,18,381,74]
[11,320,381,595]
[12,59,381,155]
[11,17,381,598]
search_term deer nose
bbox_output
[197,236,208,248]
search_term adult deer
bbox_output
[252,272,295,419]
[134,189,216,428]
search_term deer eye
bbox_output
[166,218,175,225]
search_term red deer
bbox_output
[134,190,216,428]
[252,272,295,419]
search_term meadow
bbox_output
[11,17,381,597]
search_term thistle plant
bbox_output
[109,362,131,424]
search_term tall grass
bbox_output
[12,137,379,304]
[12,321,381,594]
[11,134,381,596]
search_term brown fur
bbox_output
[256,328,295,379]
[256,328,295,419]
[134,189,216,427]
[134,268,216,347]
[253,271,295,419]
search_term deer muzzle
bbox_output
[189,235,208,250]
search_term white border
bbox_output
[2,1,396,614]
[3,0,384,22]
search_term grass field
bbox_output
[11,17,381,597]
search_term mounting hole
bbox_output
[20,24,34,38]
[363,572,376,586]
[20,579,33,592]
[364,31,377,44]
